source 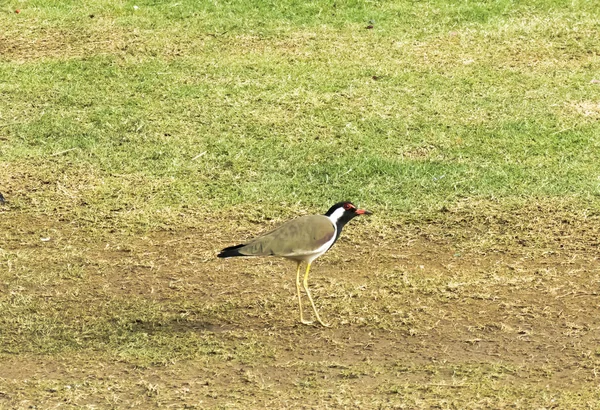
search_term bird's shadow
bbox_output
[126,315,325,335]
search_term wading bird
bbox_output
[218,201,372,326]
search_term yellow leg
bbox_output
[303,262,330,327]
[296,261,312,325]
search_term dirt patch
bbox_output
[1,202,600,407]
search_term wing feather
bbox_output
[238,215,335,257]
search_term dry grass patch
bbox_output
[570,101,600,119]
[0,23,136,62]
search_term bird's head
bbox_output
[325,201,372,225]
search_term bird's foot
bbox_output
[300,319,314,325]
[317,321,331,328]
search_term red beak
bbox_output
[355,209,372,215]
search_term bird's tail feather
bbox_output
[217,244,245,258]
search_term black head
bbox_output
[323,201,372,246]
[325,201,372,225]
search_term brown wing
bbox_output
[238,215,335,257]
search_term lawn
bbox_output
[1,0,600,408]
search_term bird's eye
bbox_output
[343,203,354,211]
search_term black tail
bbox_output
[217,244,245,258]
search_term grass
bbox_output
[3,0,600,222]
[1,0,600,408]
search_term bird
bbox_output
[217,201,372,327]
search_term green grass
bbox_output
[2,0,600,226]
[2,0,600,408]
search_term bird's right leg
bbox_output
[296,261,312,325]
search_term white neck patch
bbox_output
[327,207,347,225]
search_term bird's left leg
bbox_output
[302,262,330,327]
[296,261,312,325]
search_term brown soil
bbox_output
[0,204,599,408]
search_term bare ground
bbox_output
[1,202,600,408]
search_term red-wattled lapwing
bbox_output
[218,202,372,327]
